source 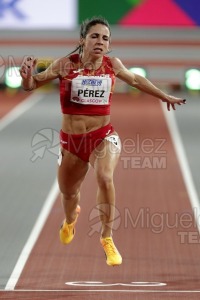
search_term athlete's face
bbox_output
[83,24,110,57]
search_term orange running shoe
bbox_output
[100,237,122,266]
[59,205,81,244]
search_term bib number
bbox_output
[71,76,111,105]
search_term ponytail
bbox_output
[65,44,83,58]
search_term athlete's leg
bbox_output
[90,135,121,238]
[57,147,89,224]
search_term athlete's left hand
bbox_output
[161,96,186,111]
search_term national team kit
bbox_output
[59,54,120,162]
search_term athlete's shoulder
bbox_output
[109,56,124,66]
[107,56,126,75]
[103,56,122,70]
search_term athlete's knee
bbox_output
[96,169,113,190]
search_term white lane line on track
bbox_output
[161,104,200,231]
[0,92,44,131]
[1,289,200,293]
[4,180,59,291]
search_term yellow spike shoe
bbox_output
[59,205,81,244]
[100,237,122,266]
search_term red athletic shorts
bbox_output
[60,123,114,162]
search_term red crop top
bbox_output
[59,54,116,115]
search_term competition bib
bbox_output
[71,75,112,105]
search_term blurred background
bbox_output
[1,0,200,91]
[0,0,200,290]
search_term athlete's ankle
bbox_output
[65,205,80,224]
[101,230,113,239]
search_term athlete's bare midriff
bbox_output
[61,114,111,134]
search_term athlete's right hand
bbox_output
[19,57,37,80]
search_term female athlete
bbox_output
[20,17,186,266]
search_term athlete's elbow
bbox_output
[131,78,139,89]
[130,73,141,87]
[131,74,146,89]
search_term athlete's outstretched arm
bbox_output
[111,57,186,111]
